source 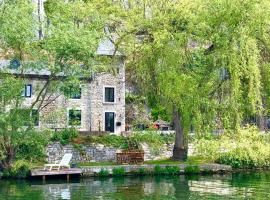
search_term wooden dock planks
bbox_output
[31,168,82,180]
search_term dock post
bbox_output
[67,174,70,182]
[42,175,46,183]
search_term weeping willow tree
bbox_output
[104,0,270,160]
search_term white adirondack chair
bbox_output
[44,153,73,171]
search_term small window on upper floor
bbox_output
[68,110,81,126]
[63,85,81,99]
[22,84,32,98]
[70,88,81,99]
[104,87,115,103]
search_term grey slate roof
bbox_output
[96,39,122,56]
[0,60,53,76]
[0,39,123,76]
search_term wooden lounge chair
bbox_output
[44,153,72,171]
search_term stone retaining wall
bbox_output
[46,143,117,163]
[46,142,196,163]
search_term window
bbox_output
[63,85,81,99]
[22,84,32,98]
[68,110,81,126]
[70,88,81,99]
[31,109,39,126]
[104,87,115,103]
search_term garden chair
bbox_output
[44,153,72,171]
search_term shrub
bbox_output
[4,160,30,179]
[154,165,180,175]
[51,128,78,145]
[16,131,49,162]
[137,167,146,175]
[98,168,110,177]
[184,165,200,174]
[71,132,174,152]
[164,166,180,175]
[112,167,125,176]
[195,126,270,169]
[154,165,164,175]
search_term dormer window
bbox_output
[22,84,32,98]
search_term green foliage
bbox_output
[110,0,270,156]
[16,131,49,162]
[3,160,30,179]
[77,134,126,148]
[137,167,146,175]
[0,76,50,168]
[72,132,174,154]
[125,93,145,104]
[151,106,170,122]
[51,128,78,145]
[184,165,200,174]
[0,0,107,170]
[0,0,37,56]
[98,168,110,177]
[153,165,163,175]
[112,167,125,177]
[154,165,180,175]
[196,127,270,168]
[164,166,180,175]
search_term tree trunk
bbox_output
[257,115,266,131]
[0,146,14,170]
[172,106,187,161]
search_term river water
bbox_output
[0,172,270,200]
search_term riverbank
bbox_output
[80,163,232,177]
[6,162,270,180]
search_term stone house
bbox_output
[0,40,126,135]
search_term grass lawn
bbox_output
[77,156,212,167]
[78,161,117,167]
[144,156,211,165]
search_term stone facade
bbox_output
[7,59,126,134]
[89,60,125,134]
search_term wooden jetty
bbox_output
[31,168,82,181]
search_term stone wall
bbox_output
[89,60,125,134]
[46,143,118,163]
[46,142,196,163]
[16,59,126,134]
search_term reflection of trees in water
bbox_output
[97,176,191,200]
[0,180,43,200]
[2,173,270,199]
[230,172,270,199]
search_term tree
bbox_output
[106,0,270,160]
[0,0,105,169]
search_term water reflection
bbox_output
[1,172,270,200]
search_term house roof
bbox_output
[0,39,123,76]
[96,39,123,56]
[0,60,55,76]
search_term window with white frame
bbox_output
[22,84,32,98]
[104,87,115,103]
[68,110,81,126]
